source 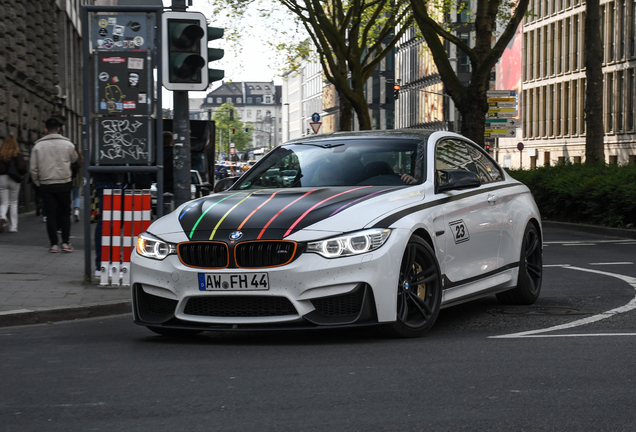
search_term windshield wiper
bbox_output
[298,143,345,149]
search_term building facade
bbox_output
[200,81,283,151]
[1,0,89,211]
[394,8,471,131]
[515,0,636,167]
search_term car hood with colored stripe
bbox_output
[150,186,425,243]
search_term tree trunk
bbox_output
[584,0,605,164]
[338,90,353,131]
[459,98,488,147]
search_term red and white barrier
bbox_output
[100,188,152,286]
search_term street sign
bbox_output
[311,112,321,122]
[487,90,518,98]
[485,118,518,127]
[517,142,524,151]
[487,97,516,103]
[486,111,518,119]
[484,128,517,137]
[488,101,516,108]
[310,122,321,134]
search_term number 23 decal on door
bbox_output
[449,220,470,244]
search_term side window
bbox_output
[466,145,503,183]
[435,140,478,186]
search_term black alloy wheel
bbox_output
[386,236,442,338]
[496,222,543,305]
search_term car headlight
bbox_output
[135,232,176,260]
[306,229,391,258]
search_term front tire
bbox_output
[496,222,543,305]
[385,236,442,338]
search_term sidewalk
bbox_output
[0,210,131,327]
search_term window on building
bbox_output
[573,16,579,70]
[573,80,578,135]
[631,1,636,56]
[608,73,614,131]
[542,86,547,136]
[558,21,563,73]
[216,97,222,103]
[247,97,253,104]
[544,151,551,166]
[573,156,582,163]
[629,69,635,130]
[609,155,618,165]
[564,81,569,135]
[226,97,232,103]
[237,97,242,104]
[618,71,624,130]
[459,2,470,22]
[620,0,626,58]
[609,2,615,62]
[556,83,562,135]
[458,34,470,73]
[565,18,570,72]
[551,24,556,75]
[256,97,262,104]
[601,5,605,62]
[207,97,212,103]
[247,110,252,118]
[629,155,636,165]
[265,96,272,104]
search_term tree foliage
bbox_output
[409,0,530,147]
[206,0,413,131]
[212,103,252,157]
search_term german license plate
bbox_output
[198,273,269,291]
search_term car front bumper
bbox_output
[130,229,409,331]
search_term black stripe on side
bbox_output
[371,182,519,228]
[442,261,520,290]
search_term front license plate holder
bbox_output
[198,272,269,291]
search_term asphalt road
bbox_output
[1,227,635,431]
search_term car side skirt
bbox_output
[441,262,520,309]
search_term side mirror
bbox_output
[213,176,239,193]
[437,169,481,193]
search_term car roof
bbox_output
[283,129,435,146]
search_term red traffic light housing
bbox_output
[393,84,400,100]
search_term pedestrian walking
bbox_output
[0,134,28,233]
[30,118,79,253]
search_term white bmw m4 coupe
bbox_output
[131,130,542,337]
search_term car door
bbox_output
[435,139,505,285]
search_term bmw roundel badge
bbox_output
[229,231,243,241]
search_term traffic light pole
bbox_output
[171,0,190,208]
[173,91,192,207]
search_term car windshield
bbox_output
[233,138,424,190]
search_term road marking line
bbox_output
[562,243,596,246]
[490,266,636,339]
[544,240,633,244]
[589,262,634,266]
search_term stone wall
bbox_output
[0,0,60,145]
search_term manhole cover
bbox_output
[487,306,591,316]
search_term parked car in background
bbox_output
[132,130,542,338]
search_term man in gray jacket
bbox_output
[30,118,79,253]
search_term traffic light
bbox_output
[393,84,401,100]
[207,26,224,85]
[244,128,249,134]
[232,127,236,134]
[486,144,491,153]
[162,12,225,91]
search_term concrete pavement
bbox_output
[0,210,131,326]
[1,209,635,327]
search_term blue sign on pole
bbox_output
[311,112,320,122]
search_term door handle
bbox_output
[487,194,499,204]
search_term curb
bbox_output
[542,221,636,240]
[0,301,132,328]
